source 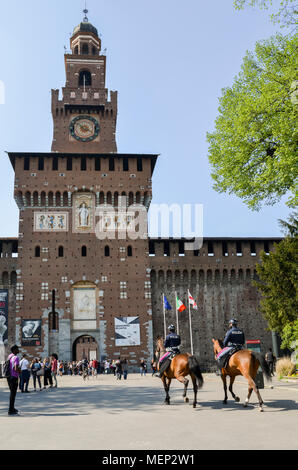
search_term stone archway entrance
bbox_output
[72,335,98,361]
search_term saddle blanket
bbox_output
[159,352,172,364]
[217,346,242,369]
[216,347,233,361]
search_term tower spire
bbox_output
[83,1,89,22]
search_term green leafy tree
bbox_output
[234,0,298,26]
[207,33,298,210]
[281,319,298,350]
[254,213,298,348]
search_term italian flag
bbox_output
[188,290,198,309]
[176,295,186,312]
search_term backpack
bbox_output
[3,358,11,379]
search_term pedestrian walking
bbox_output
[104,360,110,374]
[58,360,64,377]
[115,357,122,380]
[31,358,42,391]
[122,358,128,380]
[140,359,147,377]
[265,348,276,376]
[43,357,53,389]
[20,353,31,393]
[6,345,21,415]
[111,360,116,376]
[91,359,98,377]
[51,354,58,387]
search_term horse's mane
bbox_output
[216,338,224,348]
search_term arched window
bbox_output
[35,246,40,258]
[82,43,89,55]
[104,246,110,257]
[74,45,79,55]
[92,46,97,55]
[81,246,87,257]
[127,246,132,257]
[2,271,9,285]
[79,70,92,87]
[58,246,64,257]
[10,271,17,285]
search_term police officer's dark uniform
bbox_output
[223,318,245,348]
[216,319,245,370]
[155,325,181,378]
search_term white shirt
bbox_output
[20,358,30,370]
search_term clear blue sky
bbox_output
[0,0,291,238]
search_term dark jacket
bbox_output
[164,333,181,349]
[223,326,245,347]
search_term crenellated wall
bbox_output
[149,238,281,370]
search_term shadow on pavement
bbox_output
[1,381,297,417]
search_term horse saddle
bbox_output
[217,345,242,369]
[159,349,179,365]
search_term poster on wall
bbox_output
[21,320,42,346]
[115,316,140,346]
[0,289,8,344]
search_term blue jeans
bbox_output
[20,370,30,392]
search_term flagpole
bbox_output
[162,293,166,339]
[175,290,179,335]
[188,290,194,355]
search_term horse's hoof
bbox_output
[235,397,240,403]
[223,400,227,405]
[259,407,264,412]
[184,397,189,403]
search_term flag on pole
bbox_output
[188,291,198,309]
[176,295,186,312]
[164,296,172,310]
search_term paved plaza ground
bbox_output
[0,373,297,450]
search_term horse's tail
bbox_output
[188,355,204,389]
[252,352,272,382]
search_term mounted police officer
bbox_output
[216,319,245,371]
[155,325,181,378]
[223,318,245,348]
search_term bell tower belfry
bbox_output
[51,10,117,153]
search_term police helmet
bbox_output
[168,324,175,332]
[229,318,238,326]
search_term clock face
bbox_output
[69,115,100,142]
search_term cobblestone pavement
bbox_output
[0,373,297,450]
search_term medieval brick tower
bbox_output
[7,15,157,365]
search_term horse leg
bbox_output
[191,373,198,408]
[243,374,264,412]
[161,375,171,405]
[229,376,240,403]
[221,373,228,404]
[183,380,189,403]
[175,375,190,405]
[244,386,253,407]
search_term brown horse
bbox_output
[154,337,204,408]
[212,338,271,412]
